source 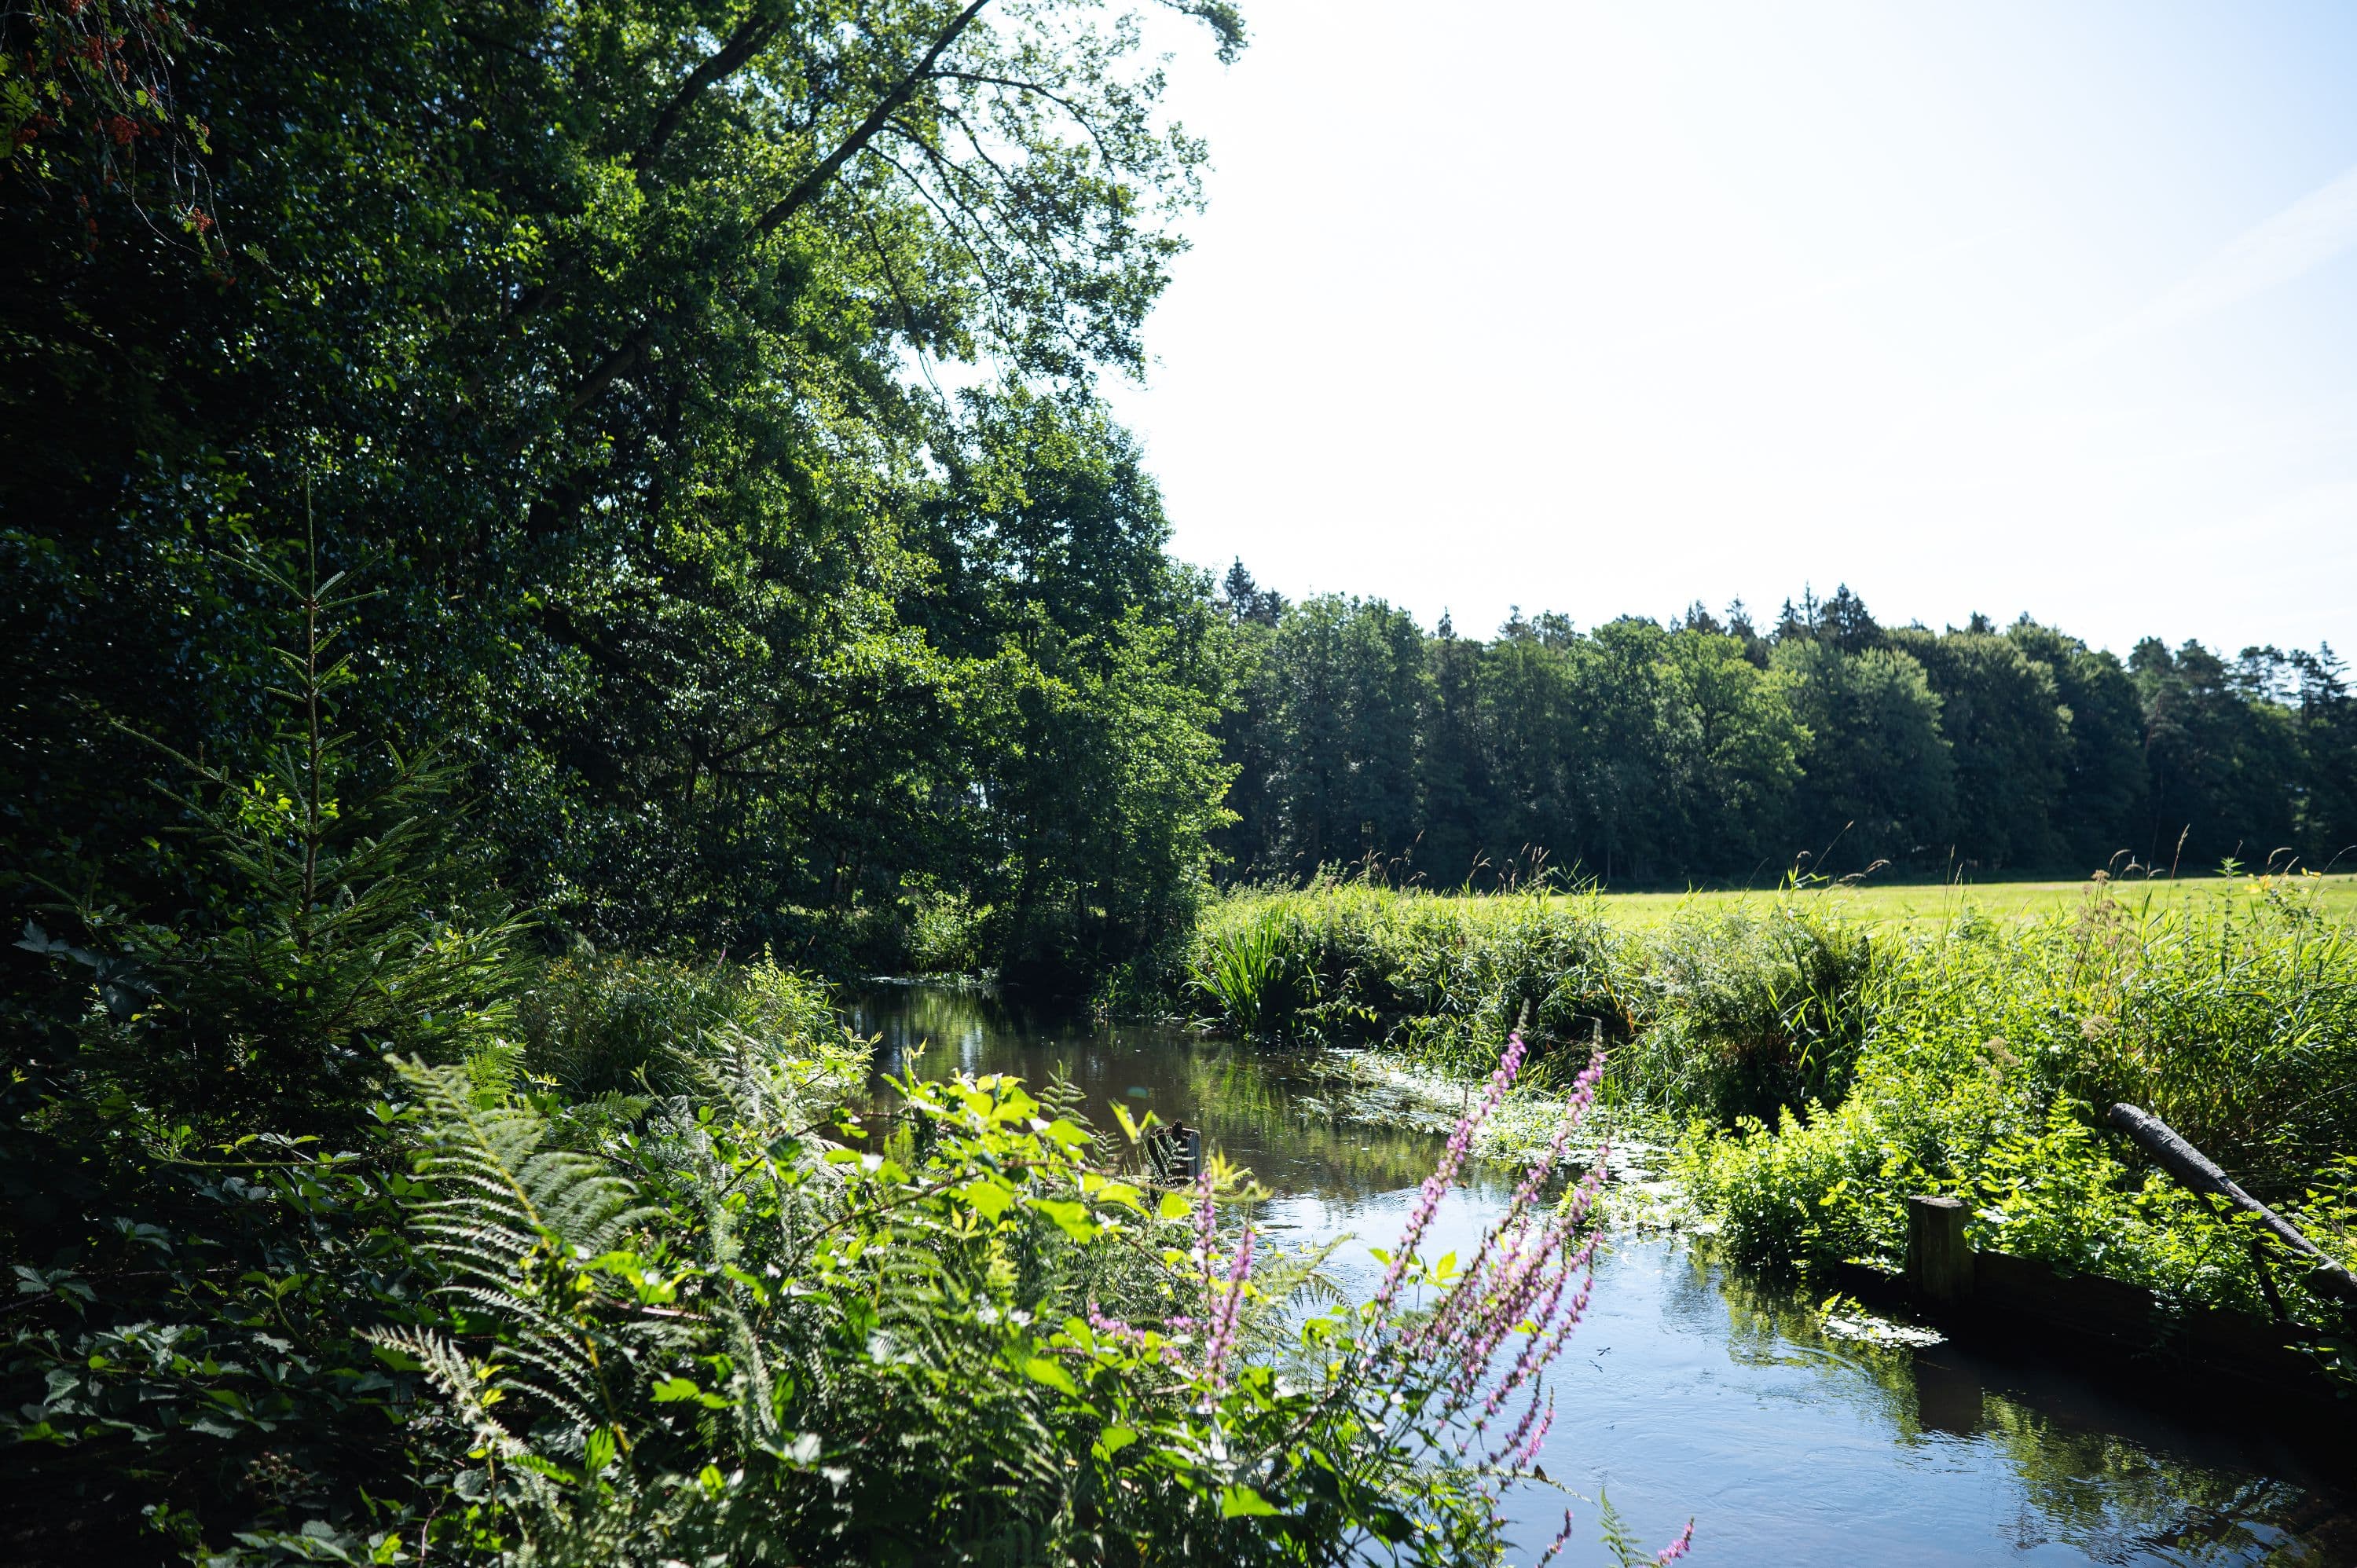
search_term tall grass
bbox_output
[1186,877,1860,1114]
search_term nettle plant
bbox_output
[342,1032,1688,1566]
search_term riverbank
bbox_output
[1181,874,2357,1347]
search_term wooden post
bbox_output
[1907,1195,1974,1306]
[1147,1123,1203,1184]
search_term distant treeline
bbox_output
[1211,569,2357,886]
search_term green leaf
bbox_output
[1096,1424,1138,1457]
[1036,1199,1098,1240]
[1023,1356,1080,1399]
[370,1343,425,1372]
[1109,1101,1149,1143]
[651,1376,728,1409]
[1221,1484,1280,1518]
[1158,1191,1193,1221]
[958,1180,1014,1221]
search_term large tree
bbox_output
[3,0,1245,968]
[1773,639,1956,873]
[1888,624,2069,873]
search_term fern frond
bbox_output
[394,1058,665,1442]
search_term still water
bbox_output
[846,982,2355,1566]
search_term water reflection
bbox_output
[845,982,1464,1198]
[847,982,2355,1566]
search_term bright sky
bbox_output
[1101,0,2357,660]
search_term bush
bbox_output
[1187,877,2357,1335]
[175,1035,1661,1566]
[1679,879,2357,1328]
[1185,880,1633,1077]
[1626,903,1881,1122]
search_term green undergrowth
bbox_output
[1186,875,2357,1339]
[515,952,843,1100]
[7,941,1645,1566]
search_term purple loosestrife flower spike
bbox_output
[1203,1223,1255,1390]
[1412,1042,1604,1361]
[1533,1509,1579,1568]
[1376,1031,1528,1313]
[1512,1399,1554,1470]
[1656,1522,1696,1563]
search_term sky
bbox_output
[1095,0,2357,659]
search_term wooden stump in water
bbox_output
[1907,1195,1974,1305]
[1144,1123,1204,1184]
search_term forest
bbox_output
[3,1,2351,1564]
[1209,570,2357,890]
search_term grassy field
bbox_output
[1520,871,2357,928]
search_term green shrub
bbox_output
[904,885,988,976]
[1184,880,1632,1075]
[1626,903,1880,1121]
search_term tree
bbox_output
[1773,640,1954,871]
[2293,647,2357,871]
[1888,625,2068,872]
[3,0,1246,984]
[1654,627,1805,878]
[2007,620,2148,871]
[1417,613,1490,885]
[1263,595,1428,873]
[2132,639,2302,871]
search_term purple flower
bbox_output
[1374,1031,1531,1313]
[1203,1222,1255,1390]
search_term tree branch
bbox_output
[555,0,992,420]
[753,0,992,237]
[634,9,786,172]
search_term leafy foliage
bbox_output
[4,0,1241,998]
[323,1033,1634,1566]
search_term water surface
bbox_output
[848,983,2355,1566]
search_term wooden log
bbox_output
[1906,1195,1974,1305]
[2107,1103,2357,1309]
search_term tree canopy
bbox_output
[5,0,1245,993]
[1211,577,2355,887]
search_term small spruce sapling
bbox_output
[53,524,524,1135]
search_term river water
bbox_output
[847,982,2355,1566]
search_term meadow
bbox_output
[1383,870,2357,929]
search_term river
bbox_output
[848,981,2354,1566]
